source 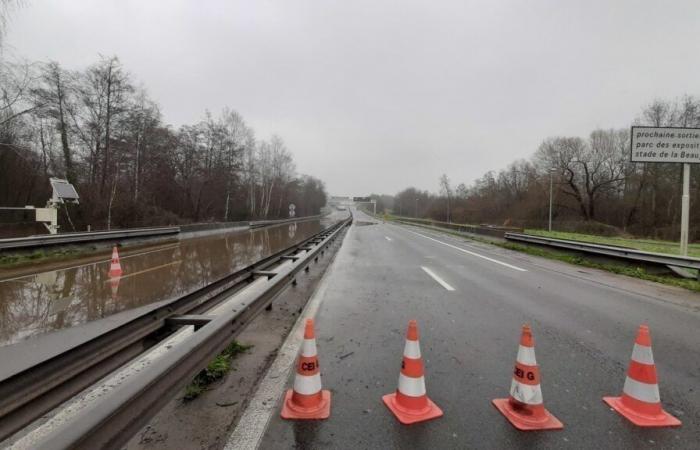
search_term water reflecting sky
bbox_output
[0,220,329,347]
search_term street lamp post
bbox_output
[548,168,555,232]
[415,198,418,217]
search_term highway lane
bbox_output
[251,210,700,449]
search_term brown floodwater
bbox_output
[0,217,340,347]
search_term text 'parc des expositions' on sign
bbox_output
[631,126,700,164]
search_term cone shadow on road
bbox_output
[291,420,321,450]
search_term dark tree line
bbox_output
[389,97,700,239]
[0,56,327,231]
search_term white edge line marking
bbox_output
[403,227,527,272]
[421,266,456,291]
[103,260,181,282]
[385,236,392,241]
[225,225,349,450]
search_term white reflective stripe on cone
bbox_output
[509,379,543,405]
[300,339,317,357]
[403,340,421,359]
[293,373,322,395]
[631,344,654,365]
[515,345,537,366]
[397,373,426,397]
[623,376,660,404]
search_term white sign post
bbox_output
[631,126,700,255]
[288,203,296,218]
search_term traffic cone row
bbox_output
[280,320,681,430]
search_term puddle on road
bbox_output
[0,220,333,347]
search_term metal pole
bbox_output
[548,170,554,232]
[415,198,418,217]
[680,163,690,256]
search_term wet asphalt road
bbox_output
[258,210,700,449]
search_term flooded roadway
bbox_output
[0,216,343,347]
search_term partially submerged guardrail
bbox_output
[505,232,700,274]
[250,215,321,229]
[0,227,180,251]
[0,215,326,252]
[0,215,351,447]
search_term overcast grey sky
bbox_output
[6,0,700,196]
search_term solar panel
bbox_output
[50,178,79,202]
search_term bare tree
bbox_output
[439,173,452,222]
[0,53,334,232]
[535,132,625,221]
[220,108,247,220]
[34,62,76,182]
[0,60,39,132]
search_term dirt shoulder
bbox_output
[125,230,346,450]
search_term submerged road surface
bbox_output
[248,210,699,449]
[0,216,341,346]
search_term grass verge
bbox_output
[525,229,700,258]
[497,242,700,293]
[184,340,253,401]
[0,247,92,269]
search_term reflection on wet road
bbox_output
[0,220,330,346]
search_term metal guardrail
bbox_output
[0,216,351,447]
[504,232,700,271]
[0,215,326,251]
[395,217,522,239]
[0,227,180,251]
[249,215,322,228]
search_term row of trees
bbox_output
[388,97,700,239]
[0,56,327,231]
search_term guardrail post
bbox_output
[680,163,690,256]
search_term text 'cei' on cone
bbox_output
[281,318,331,420]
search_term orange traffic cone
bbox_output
[281,319,331,419]
[108,246,123,278]
[382,320,443,424]
[492,324,563,431]
[603,324,681,427]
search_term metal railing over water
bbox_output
[0,215,352,448]
[0,215,325,252]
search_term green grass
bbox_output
[498,241,700,293]
[183,340,253,401]
[525,229,700,258]
[0,248,91,269]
